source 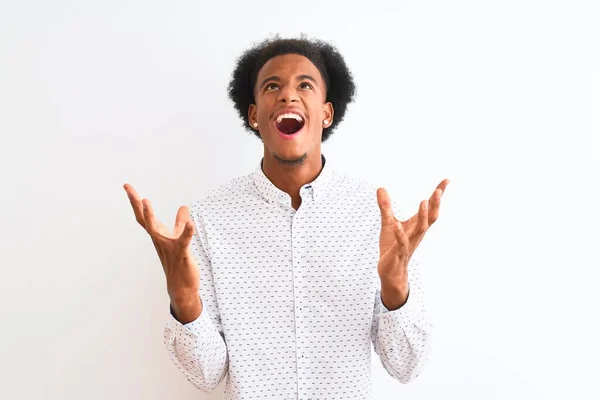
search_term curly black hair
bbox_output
[227,35,356,142]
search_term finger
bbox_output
[173,205,191,236]
[377,188,397,227]
[402,216,417,234]
[404,200,428,250]
[394,221,410,259]
[436,178,450,194]
[142,199,160,236]
[428,186,443,203]
[428,188,444,224]
[124,183,146,228]
[401,197,428,235]
[428,179,449,206]
[416,200,429,234]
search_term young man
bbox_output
[124,36,449,399]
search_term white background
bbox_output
[1,0,598,399]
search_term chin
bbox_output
[273,151,307,165]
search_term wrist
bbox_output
[380,280,409,310]
[170,292,202,324]
[380,274,408,294]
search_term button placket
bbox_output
[291,213,305,396]
[292,213,308,384]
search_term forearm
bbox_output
[373,258,432,384]
[163,202,228,392]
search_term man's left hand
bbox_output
[376,179,450,309]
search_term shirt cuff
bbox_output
[378,289,431,332]
[167,304,216,340]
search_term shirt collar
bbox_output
[252,154,335,206]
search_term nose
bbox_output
[277,84,299,103]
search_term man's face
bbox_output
[249,54,333,163]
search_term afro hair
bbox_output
[227,35,356,142]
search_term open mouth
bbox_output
[275,113,305,135]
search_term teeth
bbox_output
[276,113,303,124]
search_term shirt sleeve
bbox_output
[163,202,229,392]
[371,256,432,383]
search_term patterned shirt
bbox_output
[163,155,432,399]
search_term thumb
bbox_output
[178,220,195,247]
[377,187,396,226]
[173,205,191,236]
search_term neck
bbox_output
[261,149,324,203]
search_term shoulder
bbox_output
[329,168,406,219]
[330,168,381,198]
[189,172,255,216]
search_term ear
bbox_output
[248,104,258,130]
[322,102,334,128]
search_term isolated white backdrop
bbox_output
[1,0,598,399]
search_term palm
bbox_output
[124,183,199,298]
[376,179,450,277]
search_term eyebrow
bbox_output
[259,74,319,90]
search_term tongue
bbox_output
[277,118,302,134]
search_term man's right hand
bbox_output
[124,183,202,323]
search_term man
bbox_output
[124,36,449,399]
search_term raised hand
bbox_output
[376,179,450,309]
[124,183,202,322]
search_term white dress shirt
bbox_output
[163,155,432,399]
